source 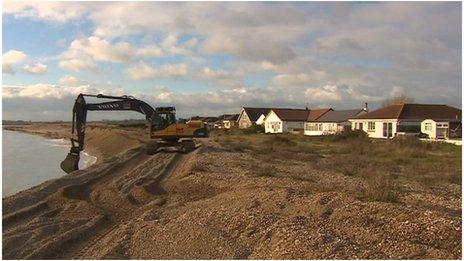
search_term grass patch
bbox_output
[214,130,461,187]
[190,161,207,172]
[362,174,399,203]
[251,163,280,178]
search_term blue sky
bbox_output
[2,2,461,121]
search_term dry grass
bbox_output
[213,130,461,193]
[250,162,280,178]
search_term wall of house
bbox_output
[256,114,266,125]
[304,122,339,136]
[285,121,305,133]
[349,119,398,138]
[421,119,436,138]
[238,110,252,129]
[264,111,283,133]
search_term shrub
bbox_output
[325,129,368,142]
[242,124,265,134]
[363,174,399,203]
[253,163,279,178]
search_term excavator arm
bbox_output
[60,93,157,173]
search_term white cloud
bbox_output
[272,71,328,86]
[199,67,229,80]
[3,2,89,22]
[59,75,80,85]
[23,63,48,74]
[305,85,342,101]
[66,36,133,62]
[136,44,164,57]
[58,54,98,72]
[3,84,96,99]
[3,50,28,64]
[3,50,28,75]
[125,62,188,80]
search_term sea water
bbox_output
[2,130,97,197]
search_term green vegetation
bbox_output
[212,129,461,203]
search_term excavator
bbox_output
[60,93,209,173]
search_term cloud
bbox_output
[3,2,89,22]
[3,50,28,74]
[136,44,164,57]
[305,85,343,102]
[272,71,328,86]
[58,55,98,72]
[23,63,48,74]
[59,75,80,85]
[3,2,462,118]
[3,50,28,64]
[125,62,188,80]
[3,84,96,99]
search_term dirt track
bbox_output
[2,125,462,259]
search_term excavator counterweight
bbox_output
[60,93,209,173]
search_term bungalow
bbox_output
[237,107,272,129]
[222,114,239,129]
[421,118,461,139]
[349,103,461,139]
[215,114,239,129]
[305,108,366,136]
[264,108,331,134]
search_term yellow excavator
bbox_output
[60,93,209,173]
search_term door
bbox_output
[383,122,393,138]
[359,122,363,130]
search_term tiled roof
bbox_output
[306,108,332,121]
[351,104,462,121]
[272,108,310,121]
[242,107,272,122]
[315,109,364,122]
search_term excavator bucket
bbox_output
[60,153,80,174]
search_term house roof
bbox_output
[315,109,364,122]
[306,108,333,121]
[217,114,239,121]
[242,107,272,122]
[351,104,462,121]
[223,114,239,121]
[272,108,309,121]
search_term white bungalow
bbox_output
[349,104,462,139]
[264,108,311,134]
[421,118,461,139]
[304,108,366,136]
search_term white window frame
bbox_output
[368,122,375,131]
[424,122,432,131]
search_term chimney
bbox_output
[364,102,369,112]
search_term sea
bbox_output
[2,130,97,197]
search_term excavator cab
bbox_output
[151,107,177,131]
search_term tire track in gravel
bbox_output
[72,147,199,259]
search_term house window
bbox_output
[307,123,320,131]
[368,122,375,131]
[424,122,432,131]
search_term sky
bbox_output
[2,1,462,121]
